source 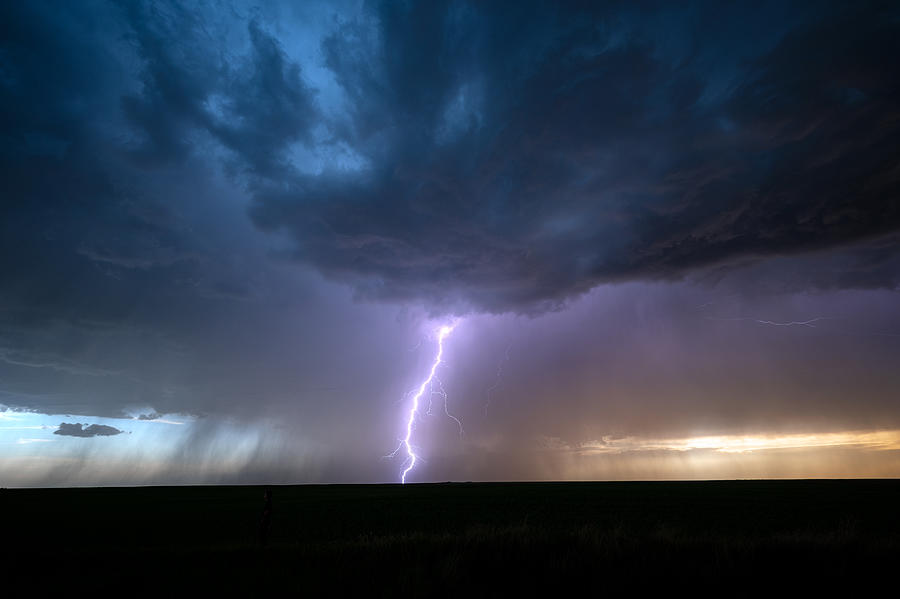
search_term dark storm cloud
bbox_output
[3,1,897,324]
[119,1,318,175]
[1,0,900,485]
[0,0,315,323]
[0,1,320,418]
[0,2,208,328]
[245,1,900,312]
[54,423,124,438]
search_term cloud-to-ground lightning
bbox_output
[389,322,460,484]
[428,375,464,436]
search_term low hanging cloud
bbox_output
[54,423,124,438]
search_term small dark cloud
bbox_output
[54,423,124,438]
[137,413,160,421]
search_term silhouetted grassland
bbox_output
[4,480,898,594]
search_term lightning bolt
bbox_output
[389,322,460,484]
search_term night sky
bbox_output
[2,1,899,486]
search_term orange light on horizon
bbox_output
[575,429,900,455]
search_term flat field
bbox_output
[4,480,898,594]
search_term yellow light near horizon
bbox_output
[577,430,900,455]
[681,431,900,453]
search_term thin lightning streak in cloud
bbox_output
[388,322,459,484]
[706,316,832,328]
[706,315,900,339]
[484,342,511,416]
[754,317,829,328]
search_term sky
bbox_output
[1,0,899,486]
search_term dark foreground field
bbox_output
[4,480,899,595]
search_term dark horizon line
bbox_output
[4,476,899,490]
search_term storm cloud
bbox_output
[5,2,896,318]
[244,1,900,312]
[1,1,899,485]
